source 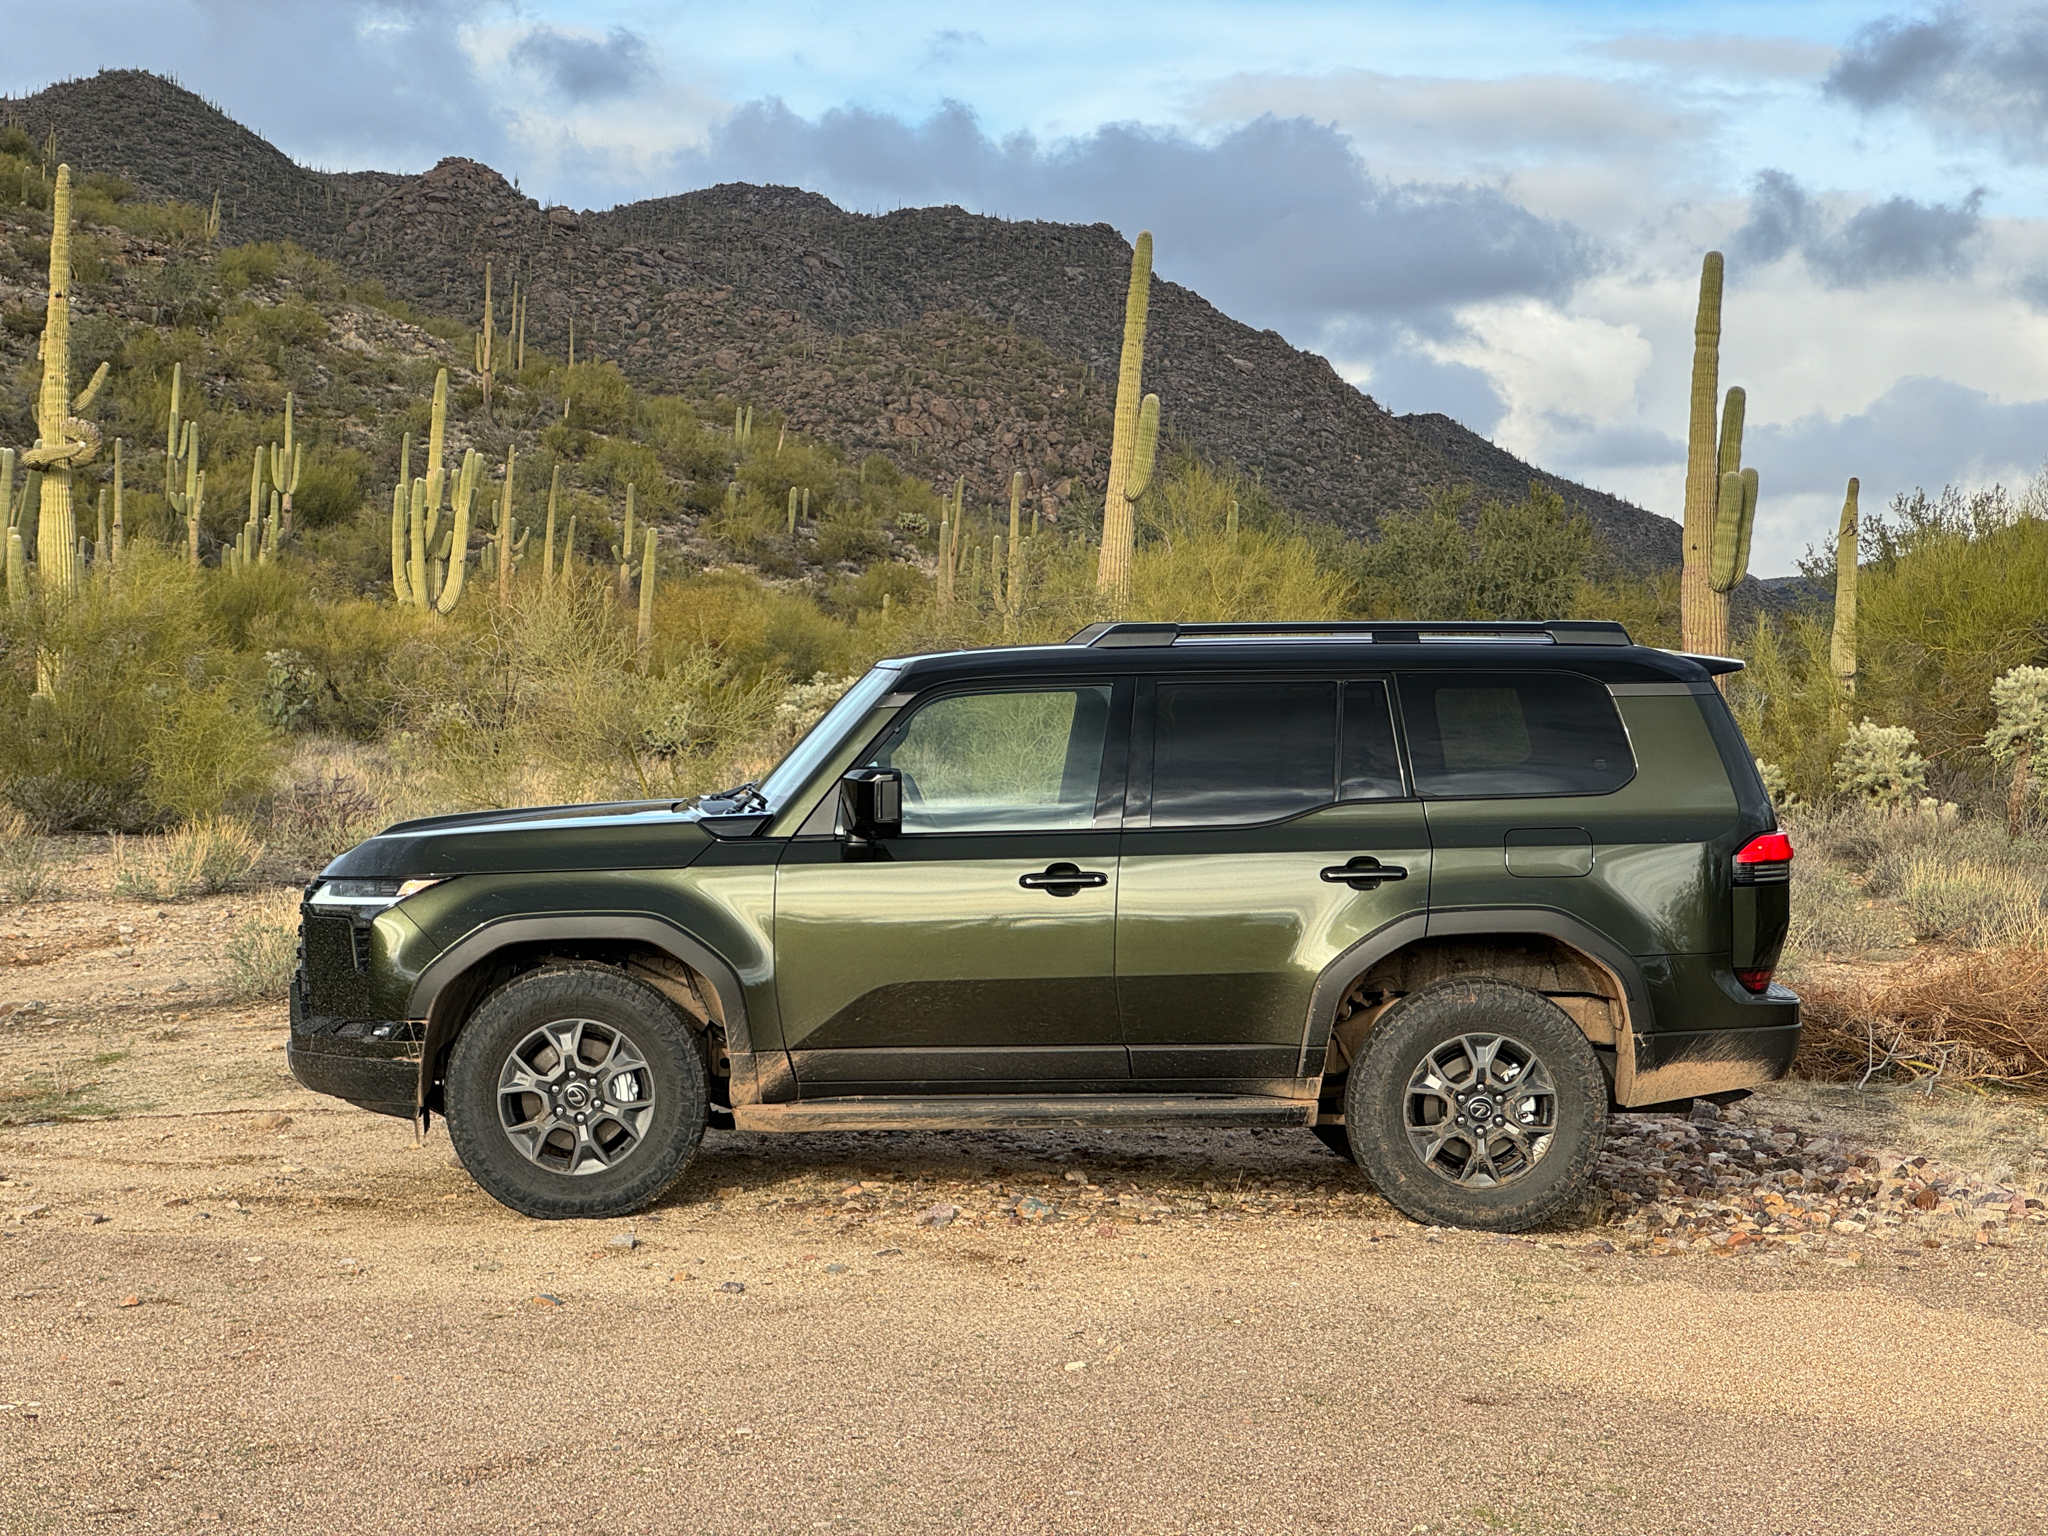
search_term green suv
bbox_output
[289,620,1797,1231]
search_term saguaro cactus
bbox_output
[476,262,497,411]
[542,465,561,592]
[1679,251,1725,655]
[1096,231,1158,607]
[1831,478,1859,703]
[490,445,527,601]
[2,449,21,607]
[20,165,107,599]
[1706,386,1759,605]
[636,525,657,653]
[267,394,301,538]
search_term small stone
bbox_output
[12,1204,48,1220]
[823,1263,848,1274]
[528,1293,563,1308]
[251,1113,292,1133]
[1911,1186,1939,1211]
[872,1247,902,1257]
[1063,1360,1087,1373]
[80,1213,107,1227]
[607,1233,639,1250]
[915,1202,957,1229]
[338,1259,365,1275]
[1014,1195,1054,1221]
[720,1280,746,1294]
[1688,1101,1721,1125]
[118,1295,141,1308]
[1831,1219,1867,1236]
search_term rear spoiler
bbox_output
[1682,653,1745,677]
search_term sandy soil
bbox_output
[3,858,2047,1535]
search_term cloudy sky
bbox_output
[12,2,2048,572]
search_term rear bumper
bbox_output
[1620,983,1800,1107]
[288,973,419,1119]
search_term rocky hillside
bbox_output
[8,69,1705,574]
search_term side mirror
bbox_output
[838,767,903,842]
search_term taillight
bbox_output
[1732,831,1793,886]
[1734,967,1775,994]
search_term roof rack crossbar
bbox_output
[1066,620,1632,649]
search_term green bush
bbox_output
[1899,854,2047,947]
[290,446,370,528]
[112,818,264,900]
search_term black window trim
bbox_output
[1129,670,1420,832]
[1396,668,1641,802]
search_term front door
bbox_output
[775,681,1129,1094]
[1115,677,1432,1089]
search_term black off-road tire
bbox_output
[444,965,709,1220]
[1343,978,1607,1232]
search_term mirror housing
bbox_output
[838,767,903,842]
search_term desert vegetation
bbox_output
[4,135,2048,1092]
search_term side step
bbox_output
[732,1094,1317,1134]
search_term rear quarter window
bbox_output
[1399,672,1635,797]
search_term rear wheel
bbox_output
[444,965,708,1220]
[1343,978,1606,1232]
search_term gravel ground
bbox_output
[3,867,2048,1534]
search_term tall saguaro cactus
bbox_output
[21,165,107,599]
[1096,231,1159,608]
[1679,251,1726,656]
[1831,478,1859,703]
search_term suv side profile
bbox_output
[289,620,1797,1232]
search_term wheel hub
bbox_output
[1404,1032,1557,1189]
[496,1018,656,1176]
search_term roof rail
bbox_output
[1065,620,1634,649]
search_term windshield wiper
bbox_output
[695,780,768,814]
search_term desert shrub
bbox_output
[1785,858,1910,959]
[1728,615,1844,805]
[1356,484,1595,620]
[0,811,58,903]
[0,548,274,829]
[113,818,264,900]
[289,446,370,528]
[225,891,299,999]
[139,687,283,822]
[1898,854,2047,948]
[563,360,637,434]
[265,769,387,873]
[1794,950,2048,1090]
[216,242,283,295]
[1834,719,1929,806]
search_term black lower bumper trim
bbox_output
[287,1035,417,1119]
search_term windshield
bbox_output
[756,664,902,808]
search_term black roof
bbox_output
[887,621,1730,690]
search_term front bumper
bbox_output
[288,973,419,1119]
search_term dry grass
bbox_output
[1794,949,2048,1091]
[111,818,264,901]
[225,889,301,999]
[0,810,60,903]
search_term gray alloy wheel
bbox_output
[497,1018,659,1175]
[1401,1032,1557,1188]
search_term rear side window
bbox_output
[1151,681,1337,825]
[1399,672,1634,797]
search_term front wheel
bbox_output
[1343,979,1606,1232]
[444,965,708,1219]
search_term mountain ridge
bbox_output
[8,68,1717,582]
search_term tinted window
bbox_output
[1399,672,1634,797]
[1341,681,1405,800]
[1151,682,1337,825]
[868,687,1109,832]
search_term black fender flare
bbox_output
[405,914,753,1109]
[1296,908,1654,1077]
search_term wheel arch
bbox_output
[1301,909,1654,1091]
[405,915,750,1116]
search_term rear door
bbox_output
[1114,676,1432,1090]
[774,680,1131,1094]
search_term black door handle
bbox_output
[1020,862,1109,897]
[1320,856,1408,891]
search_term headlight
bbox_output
[307,877,445,913]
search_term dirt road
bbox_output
[3,872,2047,1534]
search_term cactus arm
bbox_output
[1716,385,1745,479]
[110,437,123,568]
[1128,393,1161,501]
[543,465,559,591]
[71,360,109,414]
[435,450,481,615]
[1709,470,1745,592]
[188,469,204,566]
[391,481,411,603]
[637,526,657,651]
[164,361,183,494]
[1735,467,1759,587]
[409,477,429,612]
[426,368,448,490]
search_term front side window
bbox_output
[1399,672,1635,797]
[867,686,1110,833]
